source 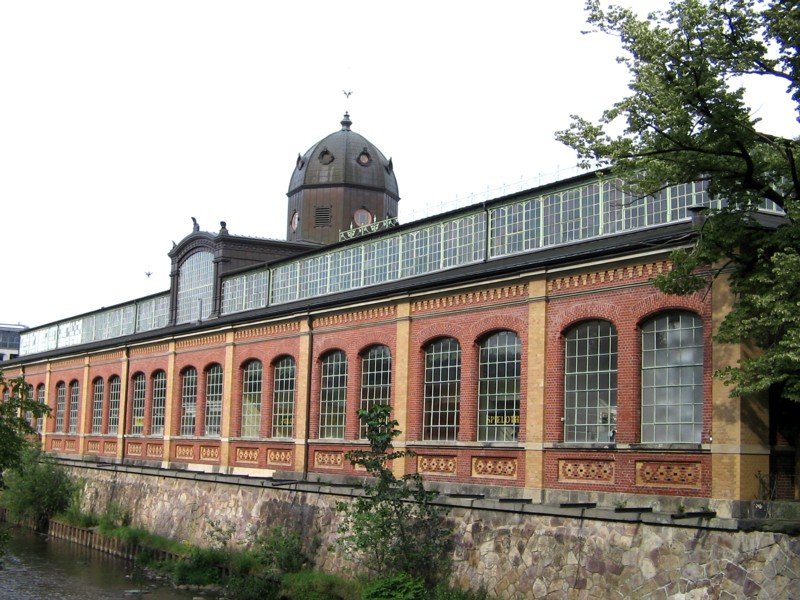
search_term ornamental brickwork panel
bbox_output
[472,457,517,479]
[87,440,100,453]
[558,460,615,483]
[267,449,293,466]
[417,455,457,475]
[51,439,63,451]
[65,439,77,452]
[636,461,701,489]
[147,443,163,458]
[175,445,194,460]
[200,446,220,461]
[314,451,344,469]
[411,284,527,313]
[236,447,260,463]
[127,442,142,455]
[103,441,117,454]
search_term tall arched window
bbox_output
[241,360,263,438]
[55,382,66,433]
[359,346,392,439]
[272,356,296,439]
[423,338,461,441]
[641,311,704,443]
[180,367,198,436]
[564,321,618,443]
[150,371,167,436]
[478,331,522,442]
[176,251,214,324]
[36,384,46,433]
[107,376,121,435]
[68,380,80,434]
[131,373,146,435]
[319,351,347,439]
[92,378,104,434]
[204,364,223,436]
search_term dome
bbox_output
[288,113,399,199]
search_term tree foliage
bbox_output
[556,0,800,400]
[0,369,50,473]
[336,405,450,587]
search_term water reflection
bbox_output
[1,526,205,599]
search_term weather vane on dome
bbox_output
[342,90,352,99]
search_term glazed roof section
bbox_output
[17,172,781,358]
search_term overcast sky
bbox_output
[1,1,797,329]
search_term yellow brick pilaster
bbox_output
[525,273,548,494]
[41,363,52,450]
[710,273,769,502]
[78,357,91,454]
[392,300,411,479]
[294,319,312,473]
[220,331,236,469]
[116,350,130,460]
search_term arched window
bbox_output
[359,346,392,439]
[131,373,146,435]
[55,382,66,433]
[564,321,618,443]
[176,251,214,324]
[204,364,223,436]
[478,331,522,442]
[23,384,34,426]
[423,338,461,441]
[68,380,80,434]
[150,371,167,436]
[241,360,263,437]
[272,356,296,439]
[641,311,704,443]
[107,376,121,435]
[36,384,46,433]
[319,351,347,439]
[91,378,104,434]
[180,367,198,436]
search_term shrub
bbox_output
[279,570,361,600]
[226,572,282,600]
[172,546,227,585]
[362,572,426,600]
[337,405,451,586]
[2,447,74,529]
[253,525,309,574]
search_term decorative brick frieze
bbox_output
[200,446,220,461]
[267,449,292,466]
[313,306,396,329]
[417,455,457,475]
[558,460,615,483]
[91,350,125,363]
[411,284,527,313]
[127,442,142,455]
[87,440,100,453]
[103,441,117,454]
[130,344,169,356]
[236,447,260,463]
[547,261,672,293]
[175,445,194,459]
[65,439,77,452]
[52,358,84,370]
[472,457,517,479]
[176,334,226,349]
[314,451,344,469]
[51,439,63,451]
[636,461,701,489]
[235,322,300,340]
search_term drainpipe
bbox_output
[302,314,314,480]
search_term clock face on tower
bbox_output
[353,208,372,227]
[290,210,300,232]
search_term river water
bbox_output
[0,526,210,599]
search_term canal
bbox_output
[0,525,213,599]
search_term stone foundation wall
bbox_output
[68,464,800,599]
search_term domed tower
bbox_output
[286,113,399,245]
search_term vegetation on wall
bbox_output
[337,404,452,587]
[0,369,50,473]
[556,0,800,403]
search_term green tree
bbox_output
[556,0,800,402]
[336,405,450,587]
[0,369,50,473]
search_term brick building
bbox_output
[4,114,796,516]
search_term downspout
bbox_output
[302,314,314,480]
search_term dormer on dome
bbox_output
[286,113,400,245]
